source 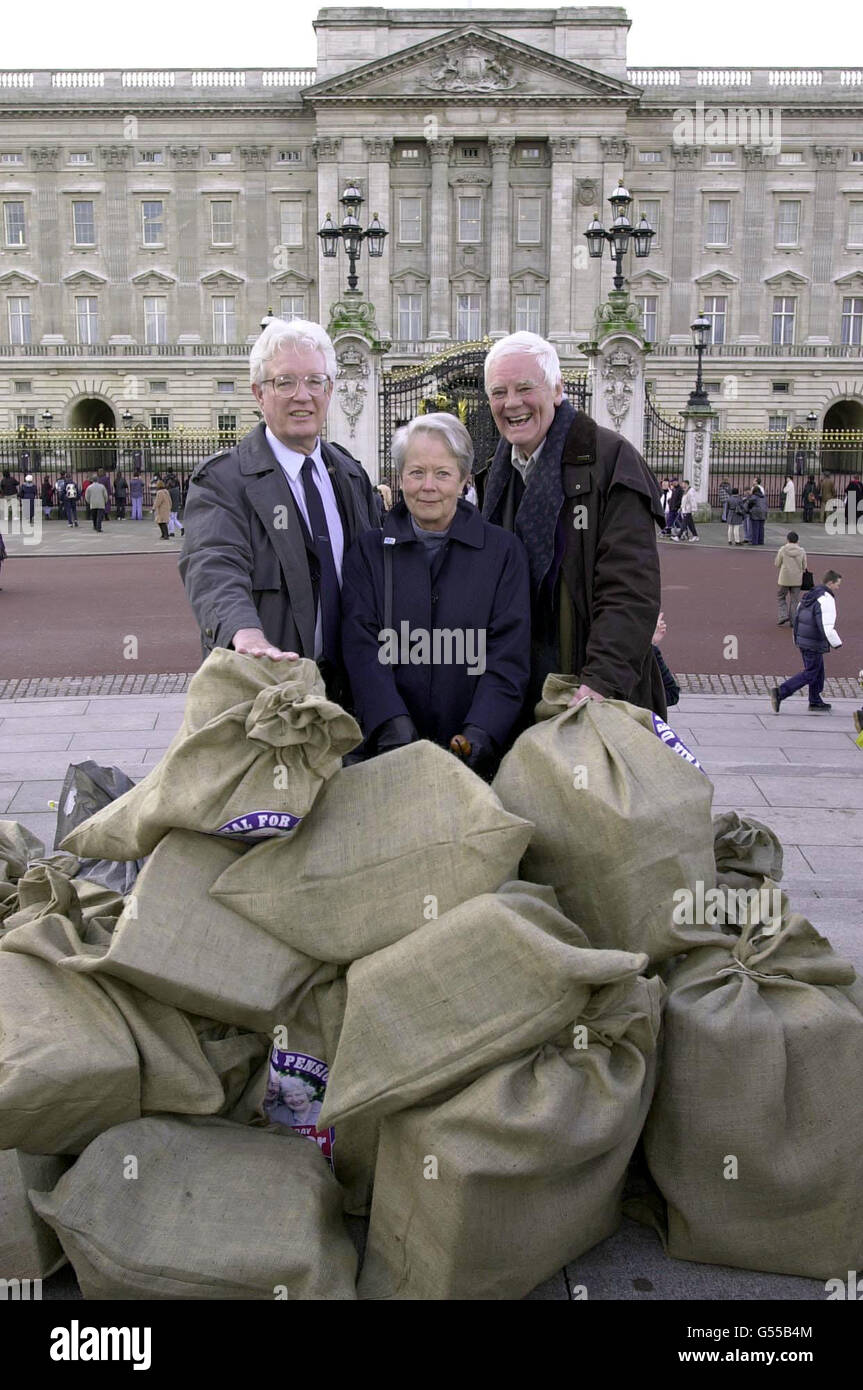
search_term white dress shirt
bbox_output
[265,427,345,659]
[510,438,546,484]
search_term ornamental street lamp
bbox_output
[40,410,53,429]
[688,312,712,407]
[121,409,133,427]
[318,184,388,293]
[584,180,655,291]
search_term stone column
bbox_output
[669,146,701,341]
[809,146,843,342]
[681,404,718,515]
[548,138,576,342]
[427,138,453,340]
[365,137,393,339]
[586,332,647,452]
[739,146,768,340]
[315,137,341,329]
[489,136,514,339]
[328,335,380,480]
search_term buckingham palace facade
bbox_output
[2,5,863,443]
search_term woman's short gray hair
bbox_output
[391,413,474,481]
[249,318,337,386]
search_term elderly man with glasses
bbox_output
[180,318,379,701]
[478,331,667,719]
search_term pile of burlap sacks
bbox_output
[1,650,860,1300]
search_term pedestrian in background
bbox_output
[41,475,54,520]
[725,487,746,544]
[676,480,699,542]
[845,475,863,532]
[782,474,796,517]
[84,478,108,533]
[97,471,112,523]
[0,470,19,527]
[19,474,37,526]
[165,471,184,537]
[665,477,683,538]
[774,530,807,626]
[0,529,6,588]
[718,477,731,522]
[153,477,172,540]
[771,570,842,715]
[820,472,835,523]
[129,469,144,521]
[114,471,127,519]
[801,475,819,524]
[745,485,767,545]
[63,477,79,527]
[658,478,671,533]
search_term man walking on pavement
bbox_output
[84,477,108,533]
[774,530,807,625]
[771,570,842,714]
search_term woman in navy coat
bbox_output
[341,413,530,778]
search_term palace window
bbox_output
[210,201,233,245]
[279,295,305,321]
[75,296,99,345]
[143,295,167,345]
[72,200,96,246]
[516,197,541,244]
[772,297,796,345]
[212,296,237,343]
[8,296,31,345]
[141,200,164,245]
[841,297,863,346]
[3,201,26,246]
[705,200,730,247]
[139,150,165,164]
[397,294,422,341]
[456,294,481,340]
[514,294,541,334]
[775,200,801,247]
[279,200,303,247]
[637,199,661,247]
[457,196,482,243]
[398,197,422,243]
[636,294,658,341]
[703,295,727,345]
[848,202,863,246]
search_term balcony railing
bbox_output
[0,68,317,101]
[626,67,863,91]
[0,341,254,357]
[648,341,863,358]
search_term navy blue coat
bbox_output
[793,585,831,652]
[341,498,531,749]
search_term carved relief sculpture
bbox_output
[600,346,638,427]
[424,46,520,92]
[336,345,370,440]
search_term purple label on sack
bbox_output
[214,810,302,839]
[265,1048,334,1167]
[651,713,705,773]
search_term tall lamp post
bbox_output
[688,313,711,407]
[584,181,655,291]
[318,184,387,293]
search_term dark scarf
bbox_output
[482,400,578,596]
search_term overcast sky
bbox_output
[4,0,862,69]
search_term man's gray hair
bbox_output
[391,413,474,481]
[249,318,337,387]
[484,331,562,392]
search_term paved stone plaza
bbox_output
[0,685,859,1301]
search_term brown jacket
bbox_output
[153,487,171,524]
[775,541,807,587]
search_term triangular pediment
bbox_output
[61,270,108,288]
[630,269,670,287]
[510,268,549,288]
[391,267,430,286]
[200,269,245,287]
[0,270,39,287]
[131,269,177,288]
[268,269,314,288]
[304,26,640,105]
[694,268,739,286]
[764,269,809,288]
[834,270,863,288]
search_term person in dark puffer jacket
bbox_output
[771,570,842,714]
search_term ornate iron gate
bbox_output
[642,385,685,477]
[379,340,591,491]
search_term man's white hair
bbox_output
[484,331,562,392]
[249,318,337,387]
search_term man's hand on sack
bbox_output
[231,628,299,661]
[375,715,419,755]
[451,724,499,780]
[569,683,606,706]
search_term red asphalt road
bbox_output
[1,547,861,679]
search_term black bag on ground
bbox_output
[55,761,145,894]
